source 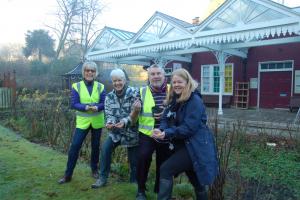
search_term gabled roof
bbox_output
[197,0,298,32]
[64,62,83,75]
[129,11,193,45]
[156,11,194,28]
[88,26,135,53]
[192,0,300,44]
[85,0,300,65]
[107,26,135,41]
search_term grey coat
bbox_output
[104,86,139,147]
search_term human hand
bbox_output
[152,128,161,137]
[106,123,114,129]
[86,105,97,112]
[152,128,165,139]
[89,106,98,112]
[132,98,141,113]
[114,121,125,129]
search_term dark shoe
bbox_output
[136,192,147,200]
[58,176,71,184]
[91,178,107,189]
[91,171,99,179]
[157,179,173,200]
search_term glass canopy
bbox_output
[134,18,189,43]
[203,0,289,31]
[91,28,135,52]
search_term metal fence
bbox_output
[0,87,12,109]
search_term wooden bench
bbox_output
[289,96,300,112]
[202,95,232,108]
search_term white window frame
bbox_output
[201,63,234,95]
[257,60,294,108]
[259,60,293,72]
[165,68,173,76]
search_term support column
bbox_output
[213,51,231,115]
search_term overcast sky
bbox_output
[0,0,299,46]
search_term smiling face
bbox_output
[111,76,126,93]
[172,74,187,95]
[84,68,96,81]
[148,66,165,88]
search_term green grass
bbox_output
[1,121,299,200]
[228,143,300,199]
[0,125,144,200]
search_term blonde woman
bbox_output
[152,68,218,200]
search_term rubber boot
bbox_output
[157,179,173,200]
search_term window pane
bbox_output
[225,77,232,93]
[269,63,275,69]
[214,77,219,92]
[203,77,210,92]
[224,65,233,93]
[213,66,219,76]
[203,66,210,77]
[214,65,219,92]
[276,63,283,69]
[284,62,292,69]
[261,63,268,69]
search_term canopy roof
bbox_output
[86,0,300,66]
[64,61,83,76]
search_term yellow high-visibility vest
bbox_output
[138,85,169,135]
[72,81,105,129]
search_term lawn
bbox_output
[0,125,145,200]
[1,120,299,200]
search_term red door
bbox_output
[260,71,291,108]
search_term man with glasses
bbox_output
[58,61,106,184]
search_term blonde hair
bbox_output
[165,68,198,104]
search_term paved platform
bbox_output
[207,108,298,124]
[206,107,300,135]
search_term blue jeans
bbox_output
[65,127,102,177]
[99,136,138,182]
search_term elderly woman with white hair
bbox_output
[58,61,106,184]
[92,68,141,188]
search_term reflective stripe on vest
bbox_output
[72,81,105,129]
[138,85,170,135]
[138,86,155,135]
[75,112,102,117]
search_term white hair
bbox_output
[110,68,126,81]
[81,61,98,77]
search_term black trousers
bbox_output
[137,133,172,193]
[160,145,204,191]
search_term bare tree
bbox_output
[48,0,104,59]
[52,0,79,59]
[77,0,105,56]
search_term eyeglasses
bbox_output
[85,69,96,73]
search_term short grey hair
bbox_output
[110,68,126,81]
[82,61,98,77]
[147,64,165,75]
